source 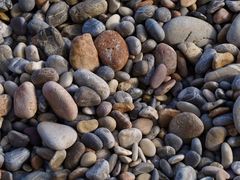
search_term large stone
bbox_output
[163,16,217,47]
[37,121,78,150]
[69,34,99,71]
[69,0,108,23]
[94,30,129,71]
[42,81,78,121]
[233,96,240,134]
[227,14,240,47]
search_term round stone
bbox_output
[134,5,156,23]
[42,81,78,121]
[80,152,97,167]
[82,18,105,37]
[118,128,142,148]
[184,150,201,168]
[96,66,115,81]
[139,138,156,157]
[14,82,37,119]
[205,126,227,151]
[165,133,183,152]
[126,36,142,56]
[232,161,240,175]
[46,55,68,75]
[70,33,99,71]
[18,0,35,12]
[77,119,99,133]
[169,112,204,141]
[155,7,171,22]
[175,166,197,180]
[94,30,129,71]
[145,18,165,43]
[37,121,77,150]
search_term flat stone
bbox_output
[169,112,204,141]
[145,18,165,43]
[176,101,201,117]
[70,33,99,71]
[74,69,110,100]
[69,0,108,23]
[37,121,78,150]
[163,16,217,47]
[14,82,37,119]
[94,30,129,71]
[150,64,167,89]
[43,81,78,121]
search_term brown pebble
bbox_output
[31,68,59,86]
[0,94,12,117]
[180,0,196,7]
[111,110,132,130]
[158,108,180,128]
[154,79,176,96]
[212,52,234,69]
[213,8,232,24]
[112,102,135,113]
[70,33,99,71]
[95,30,129,70]
[132,118,153,135]
[42,81,78,121]
[208,107,230,118]
[14,82,37,119]
[150,64,167,89]
[77,119,99,133]
[205,127,227,151]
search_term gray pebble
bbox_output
[168,154,185,165]
[145,18,165,43]
[81,132,103,151]
[96,101,112,117]
[159,159,173,178]
[10,16,27,35]
[132,60,149,76]
[8,130,30,147]
[226,0,240,12]
[118,6,133,16]
[214,43,239,56]
[96,66,115,81]
[175,166,197,180]
[106,14,120,30]
[46,55,68,75]
[0,0,12,12]
[142,39,157,53]
[59,72,73,88]
[234,96,240,134]
[184,150,201,168]
[232,161,240,175]
[126,36,142,56]
[136,24,147,42]
[176,101,201,117]
[4,80,18,97]
[157,146,176,159]
[202,89,216,102]
[212,113,233,126]
[8,57,29,74]
[82,18,106,37]
[27,18,49,35]
[134,5,156,23]
[108,0,120,13]
[95,128,115,149]
[0,45,13,74]
[116,21,135,37]
[155,7,171,22]
[221,142,233,169]
[191,138,202,155]
[133,162,154,175]
[227,136,240,147]
[227,14,240,50]
[86,159,110,180]
[4,147,30,171]
[115,71,130,82]
[25,45,40,62]
[18,0,35,12]
[165,133,183,152]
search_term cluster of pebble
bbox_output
[1,0,240,179]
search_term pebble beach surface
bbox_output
[1,0,240,179]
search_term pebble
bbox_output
[27,18,49,35]
[95,127,115,149]
[74,86,101,107]
[31,68,59,86]
[191,138,202,155]
[132,118,153,135]
[10,17,27,35]
[139,106,158,120]
[175,166,197,180]
[139,138,156,157]
[31,26,66,56]
[118,128,142,148]
[25,45,40,62]
[95,30,129,71]
[116,21,135,37]
[180,0,196,7]
[221,142,233,168]
[8,57,29,74]
[37,121,77,150]
[8,130,29,147]
[227,14,240,47]
[233,96,240,134]
[159,159,173,178]
[169,112,204,141]
[232,161,240,175]
[74,69,110,100]
[154,43,177,75]
[4,148,30,171]
[59,72,73,88]
[168,154,185,164]
[108,0,120,13]
[142,39,157,53]
[106,14,120,30]
[46,1,69,27]
[0,45,12,74]
[165,133,183,152]
[86,159,110,180]
[18,0,35,12]
[98,116,116,132]
[126,36,142,56]
[70,34,99,71]
[0,94,12,117]
[226,1,240,12]
[134,5,156,23]
[133,162,154,175]
[185,150,201,168]
[212,52,234,69]
[49,150,66,170]
[81,132,103,151]
[82,18,105,37]
[163,16,217,47]
[205,126,227,151]
[77,119,99,133]
[80,152,97,167]
[145,18,165,43]
[155,7,171,22]
[46,55,68,75]
[42,81,78,121]
[14,82,37,119]
[214,43,239,56]
[70,0,107,23]
[176,101,201,117]
[150,64,167,89]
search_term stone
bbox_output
[158,108,180,128]
[191,138,202,155]
[46,55,68,75]
[31,27,66,56]
[27,18,49,35]
[139,106,158,120]
[81,133,103,151]
[232,161,240,175]
[180,0,196,7]
[37,121,77,150]
[165,133,183,152]
[0,45,13,74]
[155,7,171,22]
[82,18,105,37]
[69,0,108,23]
[86,159,110,180]
[98,116,116,132]
[184,150,201,168]
[106,14,120,30]
[0,94,12,117]
[227,14,240,47]
[163,16,217,47]
[214,43,239,56]
[8,130,30,147]
[168,154,185,164]
[77,119,98,133]
[18,0,35,12]
[134,5,156,23]
[10,16,27,35]
[201,166,230,179]
[70,34,99,71]
[169,112,204,141]
[154,43,177,75]
[133,162,154,175]
[25,45,40,62]
[205,126,227,151]
[4,148,30,171]
[176,101,201,117]
[233,96,240,134]
[14,82,37,119]
[175,166,196,180]
[95,127,115,149]
[212,52,234,69]
[24,171,51,180]
[213,8,232,24]
[204,64,240,82]
[74,69,110,100]
[74,86,101,107]
[43,81,78,121]
[159,159,173,178]
[139,138,156,157]
[96,101,112,117]
[46,1,69,27]
[111,110,132,129]
[94,30,129,71]
[150,64,167,89]
[221,142,233,169]
[8,57,29,74]
[0,0,12,12]
[126,36,142,56]
[226,1,240,12]
[80,151,97,167]
[177,42,202,64]
[31,68,59,86]
[49,150,67,170]
[145,18,165,43]
[132,118,153,135]
[118,128,142,148]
